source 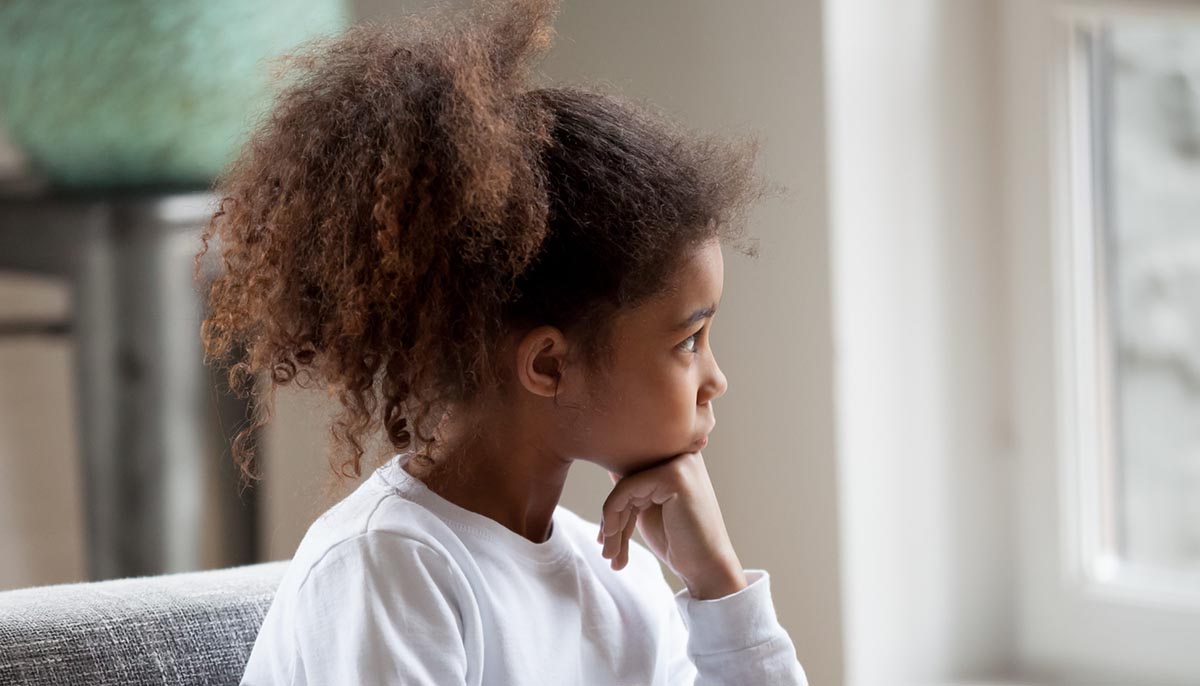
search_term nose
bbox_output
[703,353,728,403]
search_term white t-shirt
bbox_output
[240,452,808,685]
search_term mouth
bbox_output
[690,418,714,450]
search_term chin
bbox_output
[590,437,706,476]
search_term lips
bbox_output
[691,417,714,450]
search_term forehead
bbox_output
[616,240,725,336]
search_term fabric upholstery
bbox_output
[0,560,288,686]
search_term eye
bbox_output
[678,328,703,354]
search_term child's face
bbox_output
[566,237,728,476]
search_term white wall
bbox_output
[825,0,1017,683]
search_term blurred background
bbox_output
[1,0,1198,684]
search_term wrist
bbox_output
[684,560,748,600]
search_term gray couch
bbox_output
[0,560,289,686]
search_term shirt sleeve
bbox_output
[288,532,470,685]
[666,568,809,685]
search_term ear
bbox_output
[514,325,571,399]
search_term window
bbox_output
[1007,2,1200,683]
[1069,16,1200,605]
[1087,20,1200,593]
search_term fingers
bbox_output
[612,507,639,570]
[598,456,691,571]
[599,505,639,570]
[600,471,676,532]
[601,508,629,560]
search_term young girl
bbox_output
[199,0,807,683]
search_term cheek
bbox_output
[570,375,698,472]
[598,364,697,446]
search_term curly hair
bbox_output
[194,0,768,495]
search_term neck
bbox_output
[403,405,573,544]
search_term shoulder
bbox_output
[278,531,474,684]
[302,528,447,576]
[298,488,472,590]
[288,527,474,637]
[283,489,464,589]
[246,488,477,682]
[290,482,463,580]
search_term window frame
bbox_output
[1006,0,1200,682]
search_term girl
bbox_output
[199,0,808,683]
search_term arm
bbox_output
[667,568,808,685]
[288,532,470,685]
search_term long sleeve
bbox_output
[256,532,471,685]
[666,569,808,685]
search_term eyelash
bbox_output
[679,327,705,354]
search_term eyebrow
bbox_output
[672,303,717,332]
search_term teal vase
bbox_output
[0,0,349,189]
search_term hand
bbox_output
[596,451,748,600]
